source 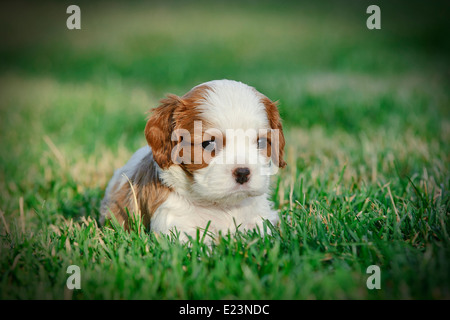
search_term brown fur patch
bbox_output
[145,84,220,174]
[100,152,171,230]
[144,94,181,169]
[261,96,286,168]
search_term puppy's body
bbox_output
[100,80,285,240]
[101,145,277,240]
[100,146,170,230]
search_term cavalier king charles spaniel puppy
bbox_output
[100,79,285,241]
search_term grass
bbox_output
[0,0,449,299]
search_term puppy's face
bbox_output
[145,80,285,206]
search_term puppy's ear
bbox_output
[145,94,183,169]
[262,97,286,168]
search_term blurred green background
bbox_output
[1,0,449,136]
[0,0,449,299]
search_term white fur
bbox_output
[151,192,277,242]
[197,80,270,131]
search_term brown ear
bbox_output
[145,94,183,169]
[262,97,286,168]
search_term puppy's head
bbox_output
[145,80,285,206]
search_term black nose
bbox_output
[233,167,250,184]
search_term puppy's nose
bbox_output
[233,167,251,184]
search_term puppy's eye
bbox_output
[257,137,268,149]
[202,140,216,152]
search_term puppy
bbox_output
[100,79,286,241]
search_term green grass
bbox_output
[0,1,449,299]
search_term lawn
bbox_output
[0,0,449,300]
